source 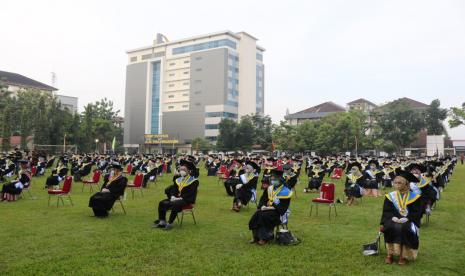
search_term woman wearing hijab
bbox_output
[153,160,199,230]
[380,170,422,265]
[88,162,128,218]
[249,169,292,245]
[232,161,259,212]
[344,162,365,206]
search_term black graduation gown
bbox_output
[249,186,291,230]
[164,178,199,204]
[380,194,422,250]
[344,174,366,198]
[1,172,31,195]
[88,175,128,211]
[285,173,298,189]
[235,174,258,205]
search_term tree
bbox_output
[449,102,465,128]
[235,117,254,152]
[191,137,212,153]
[424,99,448,135]
[373,101,425,152]
[246,114,273,150]
[216,119,238,151]
[271,121,297,152]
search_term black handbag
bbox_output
[362,233,381,256]
[275,229,301,246]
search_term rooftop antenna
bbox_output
[51,72,57,87]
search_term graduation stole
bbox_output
[106,174,122,188]
[240,173,256,184]
[312,168,322,176]
[19,169,32,183]
[387,191,420,217]
[418,175,431,188]
[267,184,292,206]
[349,173,362,184]
[366,169,379,179]
[175,176,196,193]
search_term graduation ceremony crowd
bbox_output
[0,147,459,266]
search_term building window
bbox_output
[130,56,137,62]
[168,95,174,98]
[184,60,190,64]
[205,124,219,130]
[195,103,201,106]
[195,68,202,72]
[206,136,218,141]
[168,84,175,87]
[183,82,189,85]
[182,93,188,96]
[183,71,189,75]
[172,39,237,55]
[205,112,238,119]
[169,73,175,77]
[195,56,202,60]
[195,80,202,83]
[142,54,153,60]
[182,104,188,108]
[256,52,263,61]
[151,61,161,134]
[168,106,174,109]
[169,62,176,66]
[194,90,201,94]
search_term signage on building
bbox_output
[144,134,178,145]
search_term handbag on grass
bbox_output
[362,232,382,256]
[276,229,301,246]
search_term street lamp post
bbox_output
[95,139,99,153]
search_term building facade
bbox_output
[124,31,265,149]
[57,95,78,114]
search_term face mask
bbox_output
[180,170,187,177]
[271,179,280,186]
[110,170,115,177]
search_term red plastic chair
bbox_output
[309,183,337,219]
[123,164,133,175]
[48,176,74,207]
[176,204,197,226]
[31,166,38,177]
[217,169,230,184]
[127,173,144,198]
[331,167,343,179]
[82,170,102,193]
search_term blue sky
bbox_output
[1,0,464,138]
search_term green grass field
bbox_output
[1,163,464,275]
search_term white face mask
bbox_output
[180,170,187,177]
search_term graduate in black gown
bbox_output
[1,160,31,201]
[232,161,259,212]
[88,162,127,218]
[249,169,292,245]
[344,162,365,205]
[304,160,325,192]
[283,164,298,190]
[153,159,199,230]
[380,171,422,265]
[223,161,243,196]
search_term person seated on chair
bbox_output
[88,162,127,218]
[249,169,292,245]
[1,160,31,202]
[0,155,16,181]
[153,160,199,230]
[364,160,384,197]
[142,159,158,188]
[261,158,275,190]
[380,170,422,265]
[283,164,298,190]
[73,156,93,182]
[45,166,69,189]
[304,160,325,193]
[344,162,365,206]
[224,161,243,196]
[232,161,259,212]
[406,163,437,217]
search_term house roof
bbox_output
[347,98,378,107]
[286,101,346,119]
[0,70,58,91]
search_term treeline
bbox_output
[205,99,461,155]
[0,81,122,153]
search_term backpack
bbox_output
[275,229,301,246]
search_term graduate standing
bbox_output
[88,162,127,218]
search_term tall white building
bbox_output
[124,30,265,149]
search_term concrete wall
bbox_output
[124,62,148,146]
[162,48,228,143]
